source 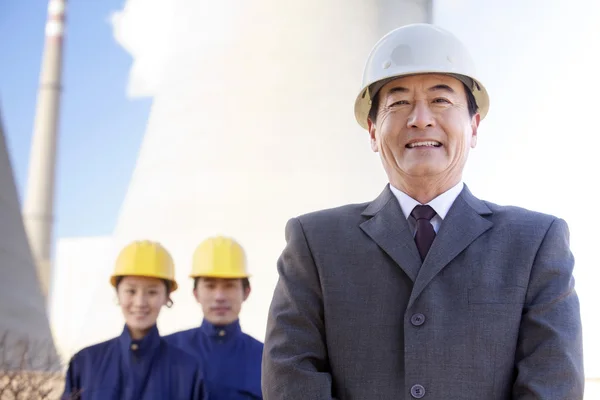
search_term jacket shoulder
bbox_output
[162,327,198,344]
[292,201,371,230]
[70,337,117,362]
[482,200,564,229]
[242,332,264,351]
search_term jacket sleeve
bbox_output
[512,217,585,399]
[262,217,337,399]
[61,355,82,400]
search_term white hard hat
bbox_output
[354,23,489,130]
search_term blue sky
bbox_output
[0,0,148,238]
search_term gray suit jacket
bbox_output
[262,185,584,399]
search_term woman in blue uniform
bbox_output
[62,240,208,400]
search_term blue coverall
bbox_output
[164,319,263,399]
[62,324,207,399]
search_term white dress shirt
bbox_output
[389,181,464,236]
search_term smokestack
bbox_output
[22,0,66,299]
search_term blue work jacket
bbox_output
[62,324,207,399]
[164,319,263,399]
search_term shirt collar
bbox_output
[119,324,161,358]
[200,318,242,340]
[389,181,464,220]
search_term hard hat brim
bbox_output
[110,273,179,293]
[189,272,251,280]
[354,71,489,130]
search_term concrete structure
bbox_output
[49,0,432,353]
[22,0,67,299]
[0,104,56,368]
[49,237,114,359]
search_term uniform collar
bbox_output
[200,319,242,339]
[119,324,161,358]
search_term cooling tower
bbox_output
[70,0,432,347]
[0,104,57,367]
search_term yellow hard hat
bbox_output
[354,23,490,130]
[190,236,250,279]
[110,240,178,292]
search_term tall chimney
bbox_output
[22,0,66,299]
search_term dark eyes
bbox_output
[125,289,158,295]
[389,98,450,107]
[204,284,235,290]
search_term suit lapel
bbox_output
[407,185,493,308]
[360,185,422,282]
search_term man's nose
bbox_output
[407,100,435,129]
[214,288,227,301]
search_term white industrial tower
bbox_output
[22,0,67,299]
[60,0,432,349]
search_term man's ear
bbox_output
[368,118,379,152]
[192,286,202,304]
[470,113,480,149]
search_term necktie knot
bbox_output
[411,205,437,262]
[411,205,436,221]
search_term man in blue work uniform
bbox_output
[165,236,263,399]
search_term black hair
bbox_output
[193,277,250,292]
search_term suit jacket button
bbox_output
[410,384,425,398]
[410,313,426,326]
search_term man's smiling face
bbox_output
[367,73,480,189]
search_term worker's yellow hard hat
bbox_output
[110,240,178,292]
[190,236,250,279]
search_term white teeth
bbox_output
[407,141,441,148]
